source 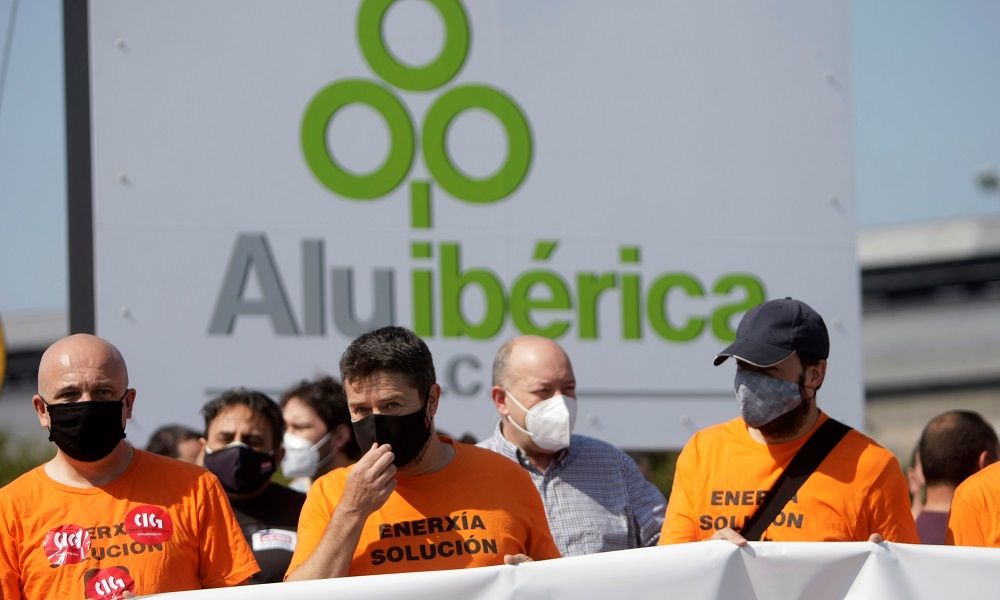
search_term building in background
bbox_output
[861,216,1000,456]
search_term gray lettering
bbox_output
[302,239,325,335]
[208,233,299,335]
[331,268,395,336]
[446,355,481,397]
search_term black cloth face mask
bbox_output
[352,403,432,468]
[43,395,127,462]
[203,442,275,495]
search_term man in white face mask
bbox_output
[279,376,361,492]
[478,335,666,556]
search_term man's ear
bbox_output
[978,449,997,471]
[805,359,827,391]
[491,386,509,415]
[196,438,207,467]
[123,388,136,420]
[426,383,442,419]
[32,395,49,429]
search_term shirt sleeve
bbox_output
[862,455,919,544]
[196,473,260,587]
[620,451,666,547]
[946,478,986,546]
[659,442,699,544]
[286,472,340,577]
[0,495,22,600]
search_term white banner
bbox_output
[86,0,859,448]
[153,542,1000,600]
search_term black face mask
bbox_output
[43,397,127,462]
[203,443,275,495]
[352,404,432,469]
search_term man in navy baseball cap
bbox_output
[704,297,833,444]
[714,297,829,368]
[658,297,919,547]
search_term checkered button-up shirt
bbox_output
[478,422,666,556]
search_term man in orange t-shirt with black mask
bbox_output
[0,334,258,599]
[286,326,559,580]
[660,298,918,545]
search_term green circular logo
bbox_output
[303,0,533,208]
[301,79,415,200]
[422,84,532,204]
[358,0,470,92]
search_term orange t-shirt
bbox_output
[660,413,919,544]
[0,448,259,599]
[288,437,560,576]
[946,461,1000,547]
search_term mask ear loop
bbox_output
[502,390,535,439]
[311,430,336,470]
[797,371,817,403]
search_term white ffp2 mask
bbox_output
[504,391,577,451]
[280,431,332,479]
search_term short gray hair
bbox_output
[491,338,516,387]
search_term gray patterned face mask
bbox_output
[734,368,802,428]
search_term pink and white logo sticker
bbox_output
[42,524,91,566]
[124,505,172,545]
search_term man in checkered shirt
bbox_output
[478,336,666,556]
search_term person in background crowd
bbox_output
[479,335,666,556]
[660,298,918,545]
[914,411,997,544]
[279,376,361,492]
[200,389,305,584]
[0,334,257,598]
[146,424,203,463]
[907,446,925,521]
[286,326,559,580]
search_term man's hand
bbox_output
[338,443,397,517]
[504,554,533,565]
[287,443,397,581]
[868,533,884,543]
[709,527,748,547]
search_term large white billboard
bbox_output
[77,0,860,448]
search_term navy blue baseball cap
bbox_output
[713,298,829,367]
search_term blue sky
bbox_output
[1,0,999,313]
[853,0,1000,226]
[0,0,65,313]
